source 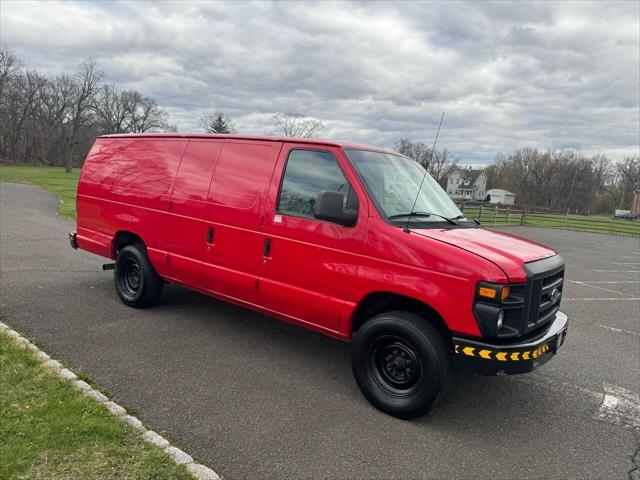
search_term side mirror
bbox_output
[313,191,358,226]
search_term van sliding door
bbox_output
[202,141,282,305]
[166,140,223,287]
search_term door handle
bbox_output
[207,226,215,244]
[263,238,271,257]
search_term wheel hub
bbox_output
[371,338,422,392]
[382,345,416,383]
[123,261,141,292]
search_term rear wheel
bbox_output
[114,244,163,308]
[351,311,450,419]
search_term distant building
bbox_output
[445,167,486,201]
[486,188,516,205]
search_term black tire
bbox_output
[351,311,451,419]
[114,244,164,308]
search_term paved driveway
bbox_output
[1,182,638,479]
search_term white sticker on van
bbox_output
[274,215,283,224]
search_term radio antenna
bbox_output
[404,112,445,233]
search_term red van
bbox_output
[71,134,568,418]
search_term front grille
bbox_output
[523,256,564,334]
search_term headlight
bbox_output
[474,282,525,339]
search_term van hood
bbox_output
[412,227,556,282]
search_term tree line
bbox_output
[395,139,458,186]
[0,46,176,171]
[387,140,638,214]
[484,147,639,214]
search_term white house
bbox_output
[446,167,487,201]
[486,188,516,205]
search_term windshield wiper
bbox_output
[388,211,460,226]
[450,214,480,225]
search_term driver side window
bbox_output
[277,149,358,219]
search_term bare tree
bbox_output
[0,45,22,101]
[616,155,640,208]
[430,148,458,185]
[91,85,175,134]
[91,84,136,134]
[199,112,235,134]
[273,112,323,137]
[30,74,75,165]
[66,58,103,172]
[128,93,175,133]
[396,139,457,185]
[396,139,432,165]
[1,70,48,161]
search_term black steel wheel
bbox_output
[370,336,423,397]
[114,243,163,308]
[351,311,450,419]
[118,257,142,296]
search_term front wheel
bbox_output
[351,311,451,419]
[114,244,164,308]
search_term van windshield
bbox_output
[345,149,465,226]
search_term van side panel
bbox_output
[202,141,282,303]
[76,138,188,271]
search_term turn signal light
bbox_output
[501,286,511,301]
[478,287,497,299]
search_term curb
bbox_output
[0,321,221,480]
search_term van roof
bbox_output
[98,133,397,154]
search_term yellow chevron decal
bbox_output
[455,344,553,361]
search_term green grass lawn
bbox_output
[0,165,80,218]
[0,327,193,480]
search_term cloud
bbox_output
[2,0,638,163]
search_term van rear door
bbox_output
[258,145,368,335]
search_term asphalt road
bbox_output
[1,182,639,480]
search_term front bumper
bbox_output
[452,311,568,375]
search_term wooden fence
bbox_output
[457,204,640,236]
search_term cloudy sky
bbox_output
[2,0,638,164]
